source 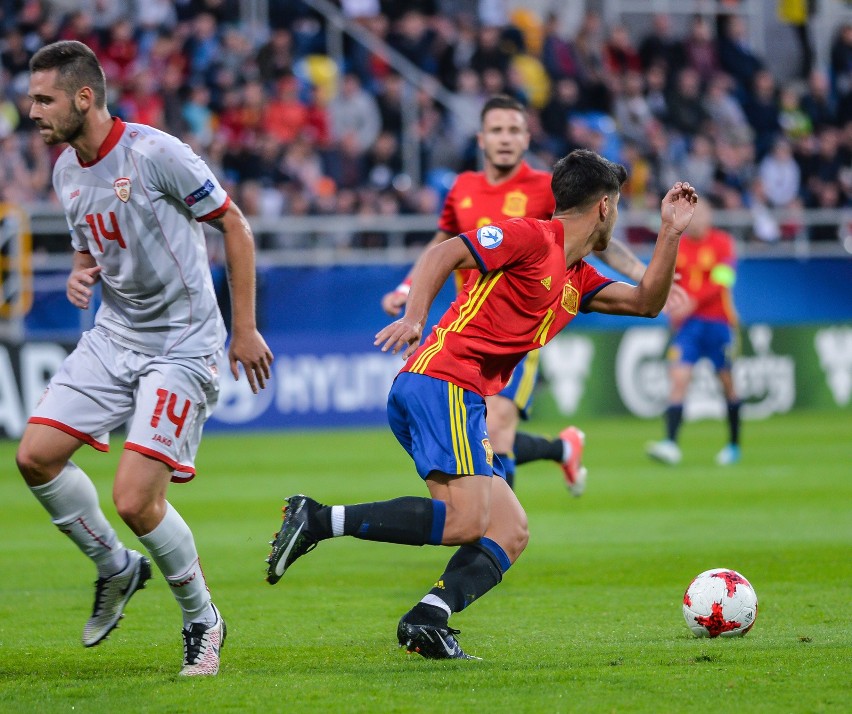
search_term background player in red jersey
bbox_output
[382,95,664,496]
[267,150,697,659]
[646,200,742,466]
[16,41,272,676]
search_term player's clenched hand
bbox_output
[380,289,407,317]
[660,182,698,234]
[67,265,102,309]
[229,329,274,393]
[374,318,423,359]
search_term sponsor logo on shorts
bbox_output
[69,189,80,200]
[153,433,173,447]
[184,179,215,207]
[113,177,131,203]
[477,225,503,249]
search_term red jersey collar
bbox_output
[77,117,125,168]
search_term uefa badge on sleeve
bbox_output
[113,177,132,203]
[477,225,503,249]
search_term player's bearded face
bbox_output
[479,109,530,172]
[28,71,87,146]
[594,194,620,250]
[43,101,86,145]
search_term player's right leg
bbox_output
[17,331,149,646]
[16,423,149,647]
[647,343,694,465]
[398,472,527,659]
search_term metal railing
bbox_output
[21,204,852,269]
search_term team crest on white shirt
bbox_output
[113,177,132,203]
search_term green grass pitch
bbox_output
[1,410,850,713]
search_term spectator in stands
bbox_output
[703,72,750,144]
[830,23,852,102]
[613,69,653,150]
[643,61,670,123]
[540,12,580,80]
[327,71,381,154]
[540,75,581,155]
[100,19,138,86]
[263,73,310,144]
[666,66,709,138]
[638,13,685,75]
[759,136,801,209]
[387,9,436,74]
[743,68,781,159]
[684,15,720,84]
[800,69,838,129]
[1,28,33,79]
[681,134,716,196]
[778,85,813,141]
[256,28,295,85]
[603,24,641,76]
[470,24,511,75]
[716,14,763,96]
[711,137,754,209]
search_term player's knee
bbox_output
[445,505,490,544]
[504,511,529,562]
[15,446,54,484]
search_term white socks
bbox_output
[139,501,215,627]
[30,462,127,577]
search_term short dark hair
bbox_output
[551,149,628,212]
[30,40,106,108]
[480,94,526,123]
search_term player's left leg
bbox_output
[114,451,224,676]
[715,368,741,465]
[709,322,741,466]
[118,352,224,675]
[485,393,519,488]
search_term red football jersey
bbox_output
[402,218,614,397]
[675,228,738,325]
[438,161,555,235]
[438,162,555,288]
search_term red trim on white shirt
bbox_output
[196,196,231,223]
[78,117,126,168]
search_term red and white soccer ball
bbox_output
[682,568,758,638]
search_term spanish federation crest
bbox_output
[113,177,131,203]
[501,190,528,217]
[561,282,579,314]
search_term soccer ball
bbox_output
[682,568,758,638]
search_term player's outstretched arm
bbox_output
[380,229,455,316]
[595,237,690,310]
[210,202,274,393]
[66,251,101,310]
[375,236,477,359]
[586,183,697,317]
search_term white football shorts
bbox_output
[30,326,222,482]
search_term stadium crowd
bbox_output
[1,0,851,247]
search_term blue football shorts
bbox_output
[496,349,540,420]
[669,317,737,371]
[387,372,506,481]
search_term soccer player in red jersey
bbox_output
[267,150,697,659]
[17,41,272,675]
[382,95,653,496]
[646,200,742,466]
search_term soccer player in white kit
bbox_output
[16,41,273,676]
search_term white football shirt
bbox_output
[52,118,229,357]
